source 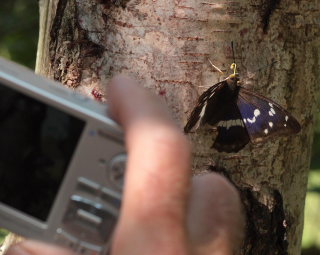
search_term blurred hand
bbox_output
[6,75,244,255]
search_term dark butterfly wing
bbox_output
[237,87,301,143]
[184,81,226,133]
[184,80,250,152]
[213,103,250,152]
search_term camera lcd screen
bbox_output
[0,82,85,222]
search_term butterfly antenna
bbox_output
[208,58,224,74]
[231,42,236,63]
[231,41,237,75]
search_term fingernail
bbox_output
[5,245,30,255]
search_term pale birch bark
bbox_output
[4,0,320,254]
[0,233,23,254]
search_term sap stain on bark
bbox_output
[209,165,288,255]
[260,0,281,33]
[91,88,104,101]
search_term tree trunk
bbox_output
[14,0,320,254]
[0,233,23,254]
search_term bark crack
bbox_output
[49,0,108,87]
[209,165,289,255]
[50,0,68,64]
[260,0,281,33]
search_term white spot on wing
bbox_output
[285,115,289,122]
[264,129,268,134]
[271,108,276,115]
[254,109,261,117]
[193,102,207,130]
[209,92,215,99]
[247,117,256,123]
[269,122,273,128]
[226,120,231,129]
[243,119,247,123]
[269,111,274,116]
[284,124,287,127]
[218,120,226,128]
[199,102,207,118]
[218,119,244,130]
[236,119,244,127]
[269,103,273,108]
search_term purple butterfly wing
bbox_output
[184,81,250,152]
[237,87,301,144]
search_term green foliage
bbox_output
[310,118,320,170]
[0,228,9,244]
[0,0,39,68]
[302,171,320,254]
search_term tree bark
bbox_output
[21,0,320,254]
[0,233,23,254]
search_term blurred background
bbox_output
[0,1,319,254]
[0,1,38,69]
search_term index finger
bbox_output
[107,75,191,252]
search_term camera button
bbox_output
[109,154,127,188]
[78,242,102,255]
[77,177,100,195]
[55,229,78,249]
[77,209,103,226]
[64,196,118,243]
[101,187,121,209]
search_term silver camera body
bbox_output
[0,57,126,255]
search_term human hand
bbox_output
[6,75,244,255]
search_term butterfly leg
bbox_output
[208,59,224,75]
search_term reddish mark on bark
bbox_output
[114,20,134,28]
[196,18,209,23]
[178,61,203,65]
[184,52,210,56]
[152,77,193,86]
[171,15,189,20]
[201,2,220,6]
[177,36,204,41]
[212,30,232,33]
[240,28,249,36]
[170,15,208,23]
[159,89,166,96]
[177,5,194,9]
[91,88,103,102]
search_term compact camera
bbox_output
[0,57,126,255]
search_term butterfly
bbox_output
[184,63,301,153]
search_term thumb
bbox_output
[188,174,244,255]
[6,240,76,255]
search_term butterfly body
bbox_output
[184,68,301,153]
